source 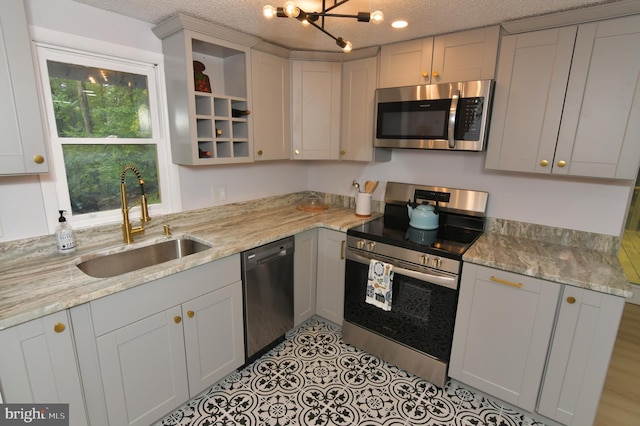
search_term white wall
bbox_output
[308,151,635,237]
[178,161,308,211]
[0,0,634,243]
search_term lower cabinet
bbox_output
[73,255,244,426]
[0,310,87,426]
[537,286,625,425]
[315,228,346,325]
[96,306,189,426]
[450,263,560,412]
[294,228,318,326]
[451,262,626,425]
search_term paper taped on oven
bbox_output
[366,259,394,311]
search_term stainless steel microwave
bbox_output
[374,80,494,151]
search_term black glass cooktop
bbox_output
[347,203,484,259]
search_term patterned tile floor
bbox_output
[156,317,545,426]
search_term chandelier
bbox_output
[263,1,384,53]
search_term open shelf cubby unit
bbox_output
[191,38,251,163]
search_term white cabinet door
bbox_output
[315,228,346,325]
[341,56,390,162]
[449,263,560,412]
[0,310,87,426]
[538,287,625,426]
[431,25,499,84]
[294,228,318,326]
[555,14,640,179]
[183,281,244,396]
[378,26,499,88]
[0,0,48,175]
[96,306,189,426]
[485,26,577,173]
[291,61,341,159]
[251,50,291,161]
[379,37,433,87]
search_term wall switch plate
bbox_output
[212,185,226,201]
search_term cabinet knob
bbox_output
[340,150,346,156]
[174,316,182,324]
[557,160,566,167]
[33,155,45,164]
[421,71,429,78]
[257,150,263,155]
[432,71,439,79]
[187,310,195,318]
[53,323,65,333]
[294,149,301,155]
[540,160,549,167]
[566,296,576,304]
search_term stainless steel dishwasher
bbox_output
[241,236,294,363]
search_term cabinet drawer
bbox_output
[90,255,240,336]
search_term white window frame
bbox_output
[33,30,180,233]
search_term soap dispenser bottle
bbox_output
[55,210,76,254]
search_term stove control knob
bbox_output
[432,257,442,268]
[357,240,365,250]
[367,241,376,251]
[420,255,429,265]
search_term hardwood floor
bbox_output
[619,230,640,285]
[594,302,640,425]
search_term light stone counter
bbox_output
[463,218,632,298]
[0,192,378,331]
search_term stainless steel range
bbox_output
[343,181,488,387]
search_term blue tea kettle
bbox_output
[407,201,439,230]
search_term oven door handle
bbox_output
[346,249,458,290]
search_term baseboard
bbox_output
[626,283,640,305]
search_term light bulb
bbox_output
[371,11,384,24]
[342,40,353,53]
[263,5,276,19]
[392,20,408,29]
[301,19,310,26]
[283,1,300,18]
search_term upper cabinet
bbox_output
[486,15,640,179]
[0,0,48,175]
[379,25,500,88]
[291,60,341,160]
[251,50,291,161]
[154,17,253,165]
[340,56,390,162]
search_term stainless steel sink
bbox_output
[77,238,212,278]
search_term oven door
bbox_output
[344,248,459,362]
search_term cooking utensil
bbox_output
[352,180,361,193]
[364,180,379,194]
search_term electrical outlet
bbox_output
[212,185,226,201]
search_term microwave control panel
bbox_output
[456,97,484,141]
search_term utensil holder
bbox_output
[356,192,372,217]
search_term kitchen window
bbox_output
[36,44,174,230]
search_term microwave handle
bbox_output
[448,90,460,149]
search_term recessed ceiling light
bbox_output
[392,20,408,29]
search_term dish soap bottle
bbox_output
[55,210,76,254]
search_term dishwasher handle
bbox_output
[242,237,295,271]
[257,249,289,265]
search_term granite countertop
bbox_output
[463,218,632,298]
[0,195,375,331]
[1,196,632,331]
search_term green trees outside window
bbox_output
[47,60,160,216]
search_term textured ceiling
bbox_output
[73,0,623,52]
